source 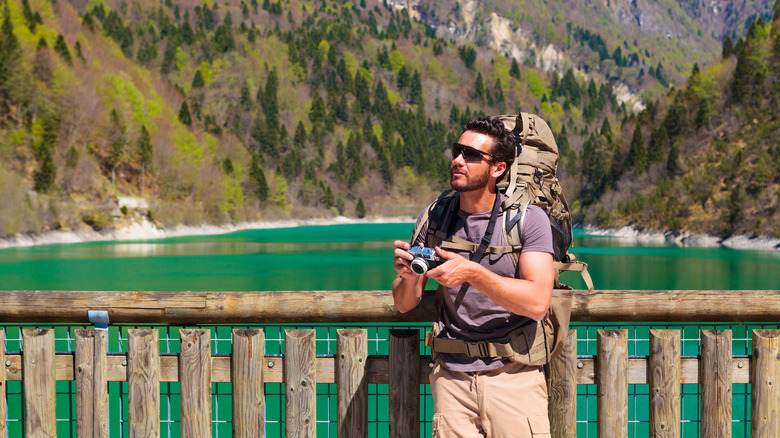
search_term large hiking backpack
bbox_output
[417,112,592,367]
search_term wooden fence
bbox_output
[1,289,780,437]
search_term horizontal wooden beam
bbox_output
[1,290,780,324]
[1,354,753,385]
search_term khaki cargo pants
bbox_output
[429,360,551,437]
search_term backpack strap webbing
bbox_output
[554,259,595,292]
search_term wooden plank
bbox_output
[649,330,680,438]
[388,329,419,438]
[0,330,6,437]
[284,329,316,437]
[0,352,758,385]
[2,289,780,324]
[75,330,109,438]
[597,329,628,438]
[549,329,577,438]
[337,329,368,437]
[128,329,160,438]
[700,329,731,438]
[180,329,211,438]
[232,329,264,437]
[751,329,780,437]
[23,329,57,437]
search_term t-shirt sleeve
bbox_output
[520,205,554,254]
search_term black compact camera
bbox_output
[408,246,442,275]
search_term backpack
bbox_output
[417,112,593,367]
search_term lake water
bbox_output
[1,223,778,291]
[1,223,779,437]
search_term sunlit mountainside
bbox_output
[0,0,778,239]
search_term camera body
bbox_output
[408,246,442,275]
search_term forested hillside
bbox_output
[0,0,778,239]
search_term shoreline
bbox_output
[1,216,778,252]
[0,215,416,250]
[581,225,780,251]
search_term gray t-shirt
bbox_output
[413,196,553,372]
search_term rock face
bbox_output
[394,0,774,112]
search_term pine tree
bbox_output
[409,70,422,104]
[356,198,366,218]
[239,79,253,108]
[397,65,409,90]
[138,125,152,192]
[354,70,371,112]
[627,124,647,174]
[178,101,192,125]
[493,78,504,106]
[722,35,734,59]
[473,72,486,102]
[192,70,205,88]
[262,69,279,129]
[54,34,72,66]
[293,121,306,148]
[509,58,521,79]
[309,93,325,124]
[249,154,269,202]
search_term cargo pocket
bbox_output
[527,414,551,437]
[431,413,442,437]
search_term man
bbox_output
[392,116,554,437]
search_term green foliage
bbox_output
[178,100,192,125]
[525,69,546,98]
[53,34,72,66]
[355,197,366,218]
[458,45,476,68]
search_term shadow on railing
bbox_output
[1,289,780,437]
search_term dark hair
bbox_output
[463,116,516,166]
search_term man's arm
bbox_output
[391,240,429,313]
[426,248,553,320]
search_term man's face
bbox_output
[450,131,496,193]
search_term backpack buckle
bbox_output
[464,341,489,357]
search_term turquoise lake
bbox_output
[0,223,778,291]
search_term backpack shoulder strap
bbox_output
[410,189,458,248]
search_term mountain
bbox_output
[0,0,777,240]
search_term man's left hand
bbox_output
[426,247,475,288]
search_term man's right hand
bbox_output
[393,240,416,279]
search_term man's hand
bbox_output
[425,246,475,288]
[393,240,417,280]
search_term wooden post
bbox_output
[75,330,109,438]
[597,329,628,437]
[0,330,6,437]
[180,329,212,437]
[700,329,731,437]
[649,329,681,438]
[23,328,56,437]
[751,329,780,437]
[549,329,577,438]
[388,329,420,438]
[284,329,316,437]
[128,329,160,438]
[337,329,368,438]
[232,329,265,437]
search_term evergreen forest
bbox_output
[0,0,778,238]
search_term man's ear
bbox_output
[491,160,507,178]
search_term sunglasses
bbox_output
[452,142,496,163]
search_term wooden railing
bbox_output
[1,289,780,437]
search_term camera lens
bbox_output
[410,258,428,275]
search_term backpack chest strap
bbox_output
[440,237,514,255]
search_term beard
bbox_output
[450,164,491,192]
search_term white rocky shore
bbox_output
[0,215,414,250]
[583,225,780,251]
[2,217,778,251]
